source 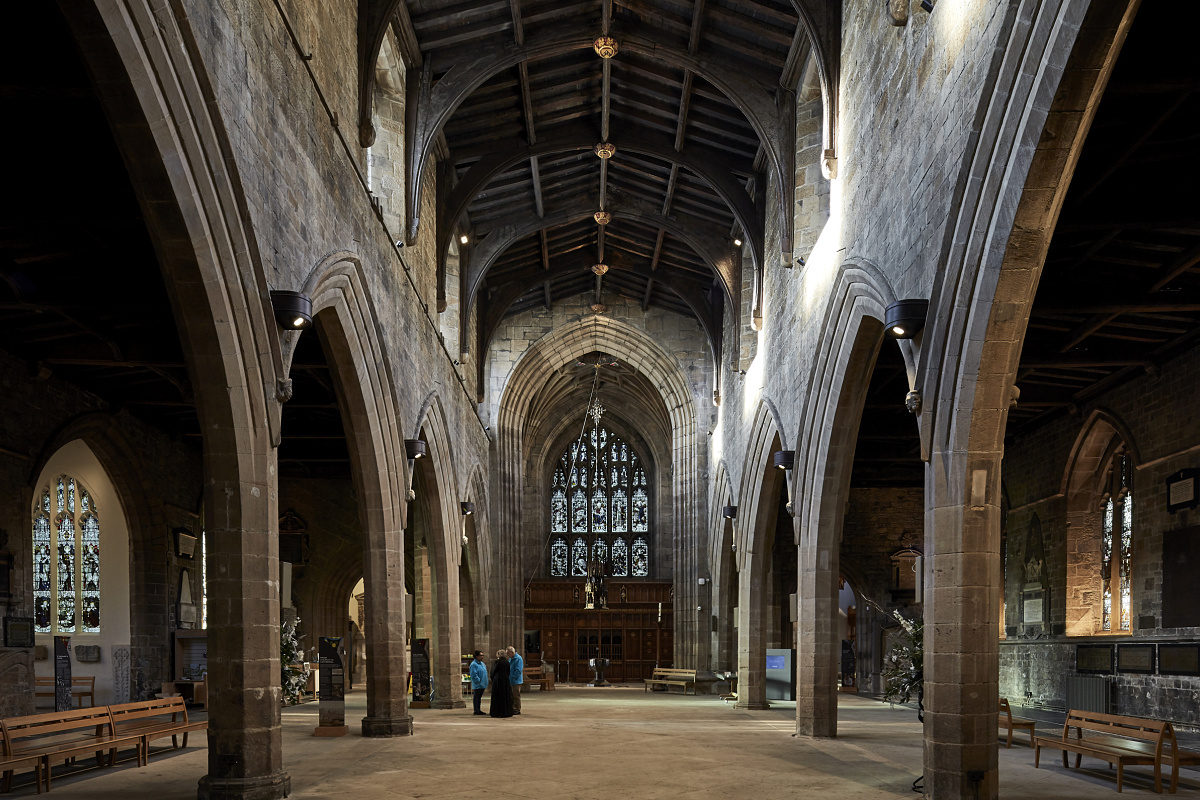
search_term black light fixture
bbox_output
[270,290,312,330]
[404,439,427,460]
[773,450,796,471]
[884,298,930,339]
[460,501,475,516]
[722,505,737,519]
[920,0,934,11]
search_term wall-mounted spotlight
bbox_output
[270,290,312,331]
[722,505,737,520]
[459,234,469,245]
[460,501,475,516]
[884,298,930,339]
[733,237,743,247]
[404,439,427,461]
[919,0,935,11]
[774,450,796,515]
[795,256,806,267]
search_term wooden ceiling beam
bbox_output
[1149,239,1200,292]
[530,156,545,216]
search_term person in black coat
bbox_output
[489,649,515,718]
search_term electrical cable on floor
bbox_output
[524,367,601,597]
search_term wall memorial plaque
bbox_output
[54,636,72,711]
[314,636,348,736]
[1162,526,1200,629]
[4,616,34,648]
[1158,643,1200,676]
[1166,469,1198,513]
[1076,643,1113,674]
[1117,643,1156,674]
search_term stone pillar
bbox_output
[924,454,1000,799]
[734,564,769,709]
[198,449,290,800]
[431,546,464,710]
[361,514,411,736]
[796,529,839,737]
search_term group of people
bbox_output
[468,645,524,718]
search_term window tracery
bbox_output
[1101,451,1133,632]
[33,475,100,634]
[548,425,651,578]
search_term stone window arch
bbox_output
[1064,417,1136,636]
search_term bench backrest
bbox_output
[3,707,113,746]
[1062,709,1177,758]
[109,697,188,726]
[33,676,94,689]
[1000,697,1014,723]
[651,668,696,678]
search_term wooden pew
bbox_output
[999,697,1037,748]
[643,668,698,695]
[2,707,142,791]
[32,677,96,709]
[523,666,554,691]
[1035,709,1200,793]
[108,698,207,765]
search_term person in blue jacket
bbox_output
[469,650,488,715]
[506,645,524,715]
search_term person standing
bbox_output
[489,649,514,718]
[469,650,488,715]
[506,645,524,715]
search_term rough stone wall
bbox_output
[1000,346,1200,726]
[0,348,202,714]
[190,0,489,495]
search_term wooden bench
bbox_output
[2,707,143,791]
[33,677,96,709]
[1000,697,1037,748]
[109,698,207,764]
[0,738,45,795]
[1035,709,1200,793]
[643,668,698,695]
[523,666,554,691]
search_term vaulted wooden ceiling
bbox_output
[386,0,812,359]
[1009,1,1200,437]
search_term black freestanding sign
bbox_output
[314,636,348,736]
[410,638,431,707]
[54,636,72,711]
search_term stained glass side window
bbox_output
[611,492,627,532]
[631,537,649,577]
[551,537,569,576]
[631,488,648,532]
[1119,493,1132,632]
[1101,497,1114,632]
[571,489,587,532]
[551,489,568,532]
[33,496,52,633]
[80,504,100,634]
[571,538,588,576]
[592,538,608,565]
[56,514,76,633]
[611,537,628,577]
[33,476,101,635]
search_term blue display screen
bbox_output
[766,655,785,670]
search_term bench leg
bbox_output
[1006,727,1013,748]
[182,732,189,748]
[1035,745,1041,768]
[171,734,179,749]
[1117,762,1123,793]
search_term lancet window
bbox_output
[1101,451,1133,632]
[33,476,100,634]
[549,425,651,577]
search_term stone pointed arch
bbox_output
[788,0,841,183]
[413,390,466,708]
[707,460,737,673]
[30,413,179,703]
[1060,408,1142,496]
[461,462,493,654]
[495,316,703,664]
[303,252,413,736]
[731,402,785,710]
[68,2,292,796]
[912,0,1138,794]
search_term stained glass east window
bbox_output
[547,424,651,578]
[34,475,100,635]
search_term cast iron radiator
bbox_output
[1065,675,1111,713]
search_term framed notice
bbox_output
[1076,643,1114,674]
[4,616,34,648]
[1117,643,1156,674]
[1158,643,1200,676]
[1167,469,1198,513]
[1163,526,1200,629]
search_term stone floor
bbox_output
[15,688,1200,798]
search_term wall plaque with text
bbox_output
[1076,643,1113,674]
[1159,643,1200,676]
[1117,643,1155,674]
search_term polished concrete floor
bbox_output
[15,687,1200,798]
